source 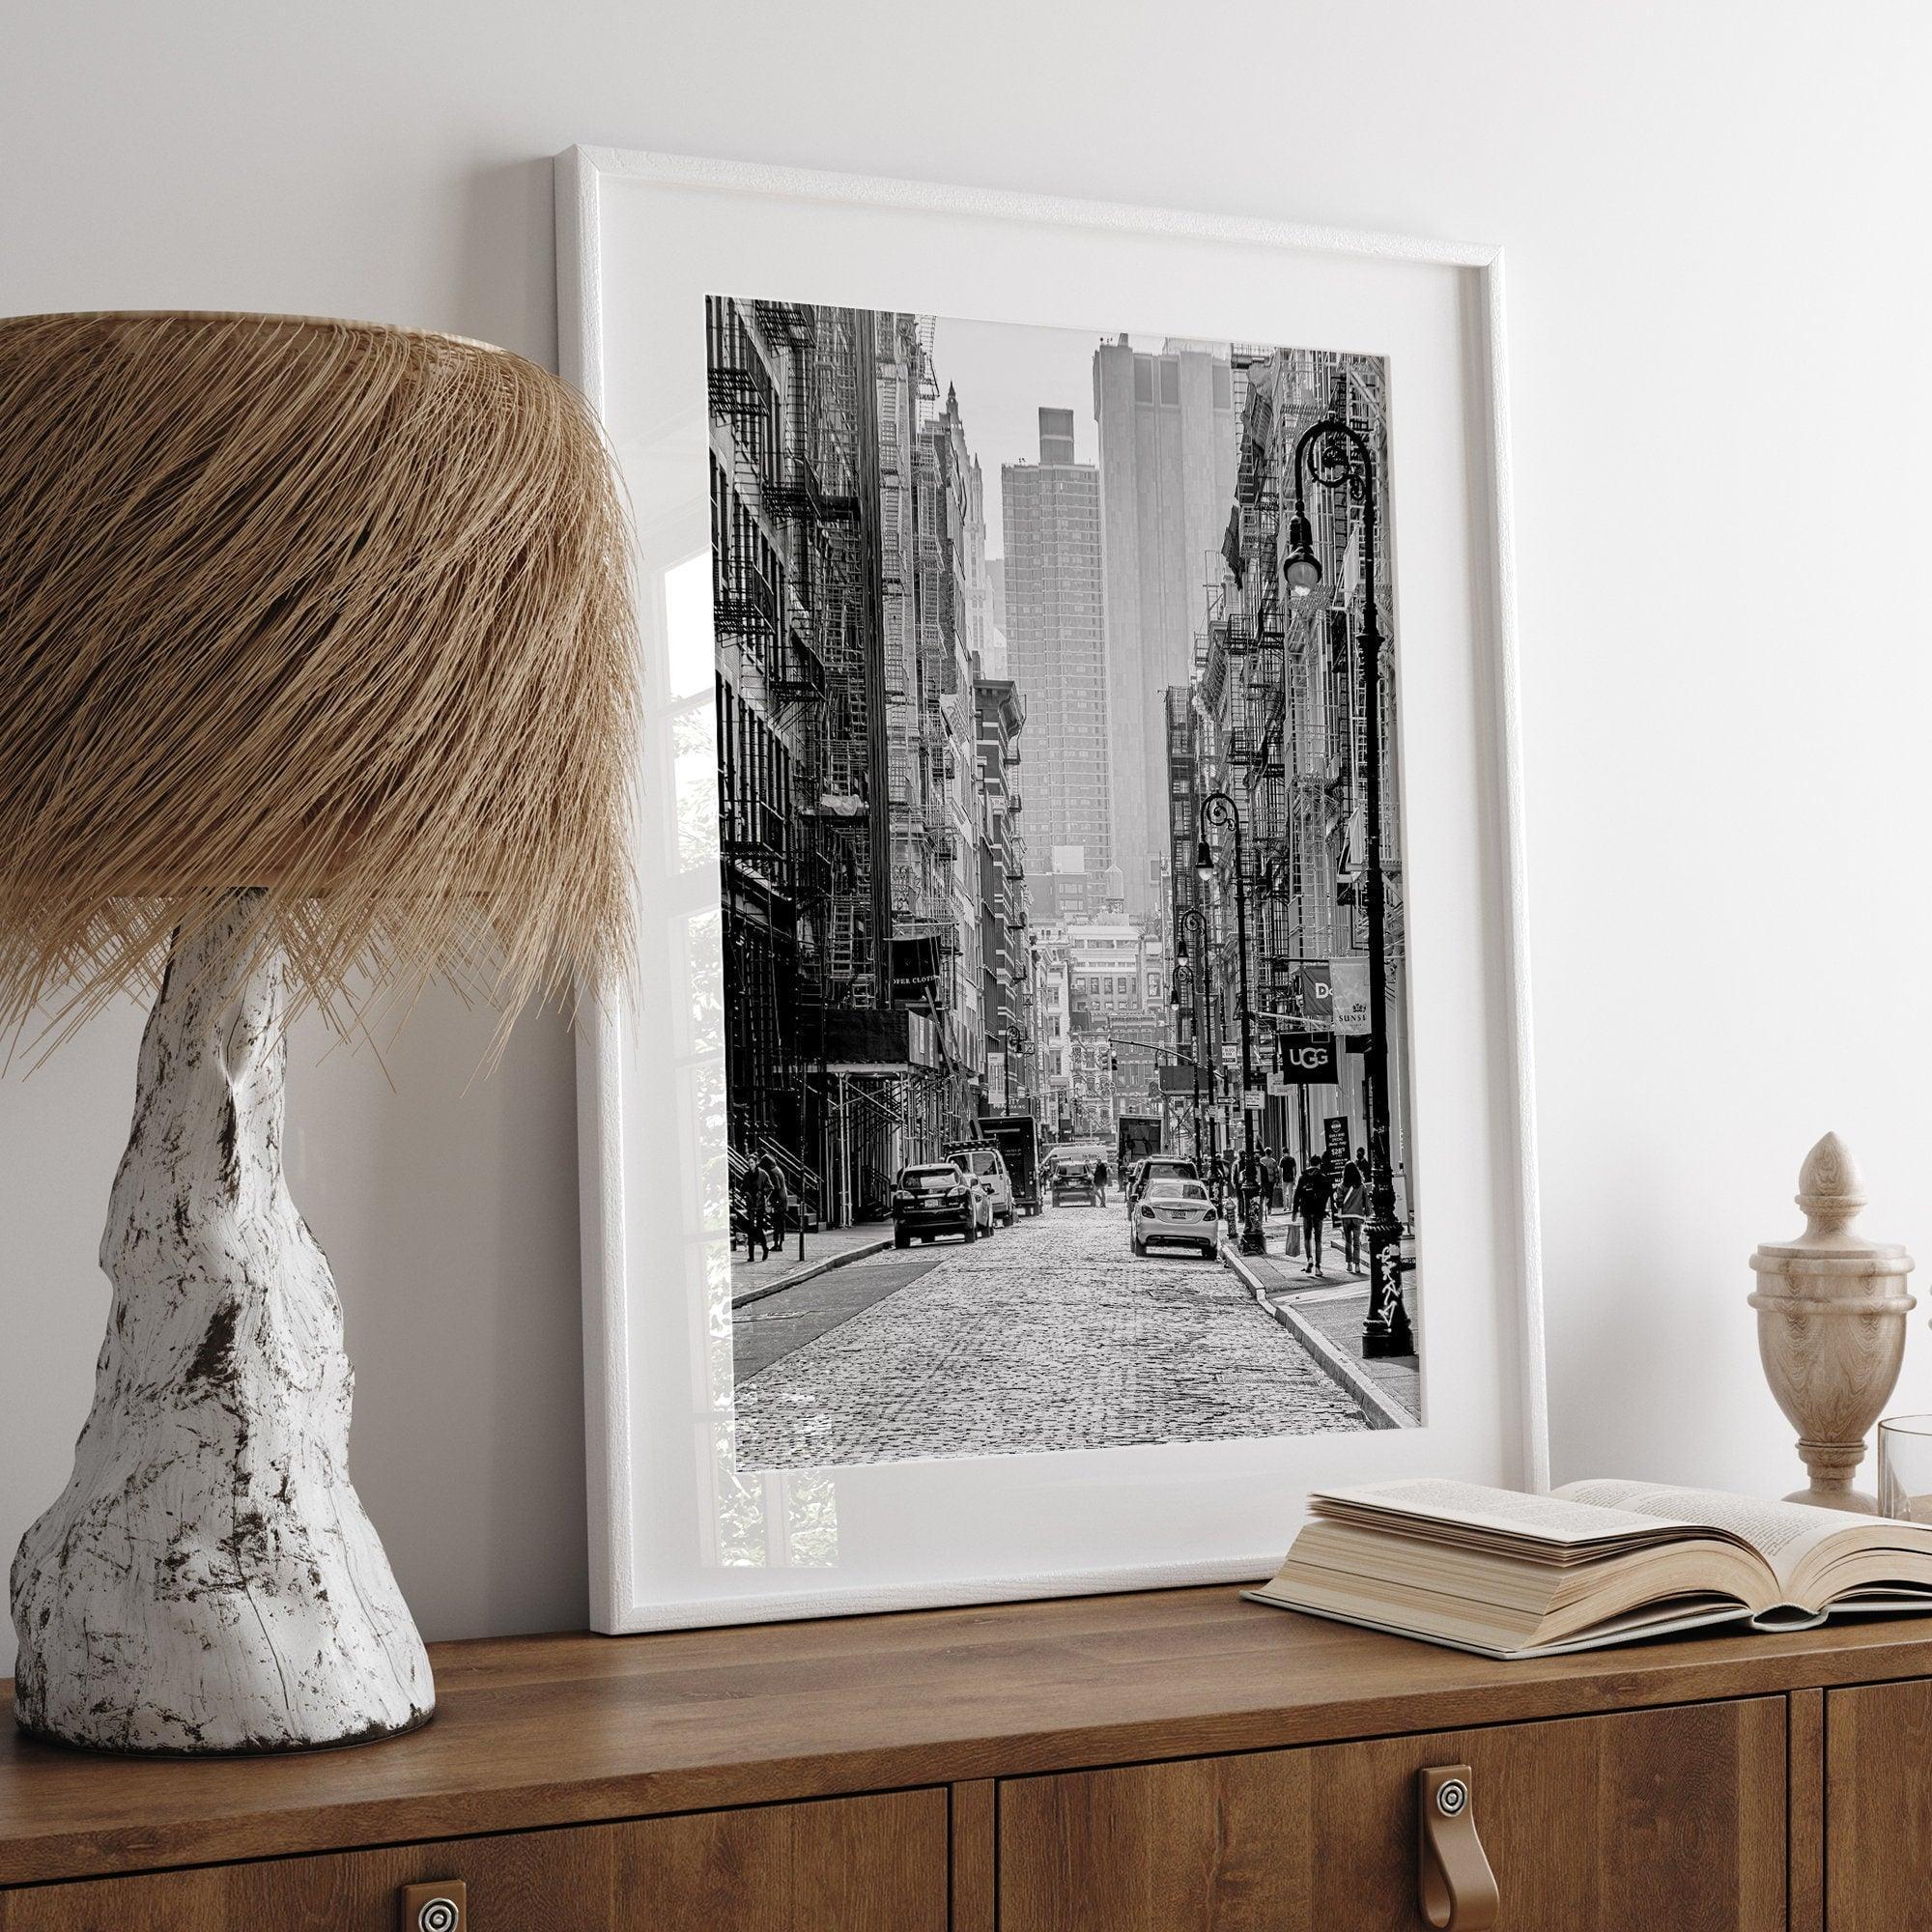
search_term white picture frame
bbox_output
[557,144,1547,1634]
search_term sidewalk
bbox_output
[1223,1226,1421,1429]
[729,1223,894,1310]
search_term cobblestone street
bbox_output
[732,1202,1368,1470]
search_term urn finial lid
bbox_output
[1797,1131,1865,1230]
[1751,1131,1911,1268]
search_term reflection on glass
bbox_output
[665,675,842,1573]
[782,1472,838,1567]
[664,550,715,701]
[708,1420,773,1567]
[702,1424,842,1570]
[1879,1415,1932,1522]
[684,904,724,1062]
[671,706,718,877]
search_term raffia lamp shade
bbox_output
[0,311,638,1039]
[0,312,639,1755]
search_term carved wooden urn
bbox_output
[1748,1133,1915,1513]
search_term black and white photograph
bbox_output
[710,298,1424,1471]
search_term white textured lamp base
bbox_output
[9,895,433,1753]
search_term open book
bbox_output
[1245,1477,1932,1659]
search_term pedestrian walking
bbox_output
[1278,1151,1296,1212]
[1293,1162,1333,1275]
[742,1161,771,1264]
[1258,1148,1278,1219]
[761,1152,790,1252]
[1335,1158,1369,1273]
[1094,1157,1110,1206]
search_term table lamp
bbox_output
[0,312,638,1753]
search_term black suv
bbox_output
[1050,1160,1099,1207]
[892,1162,980,1247]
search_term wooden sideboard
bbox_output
[5,1586,1932,1929]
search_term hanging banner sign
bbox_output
[1275,1030,1338,1085]
[1327,958,1369,1035]
[1323,1116,1351,1175]
[888,932,943,1001]
[1295,959,1369,1036]
[1294,963,1332,1025]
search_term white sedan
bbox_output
[1130,1179,1221,1259]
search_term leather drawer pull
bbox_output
[1417,1765,1499,1930]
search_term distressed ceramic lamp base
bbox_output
[9,895,434,1753]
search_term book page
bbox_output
[1554,1481,1853,1580]
[1314,1478,1682,1548]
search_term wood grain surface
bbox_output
[5,1587,1932,1889]
[1000,1697,1787,1931]
[1826,1676,1932,1930]
[0,1788,944,1931]
[950,1779,995,1932]
[1788,1688,1824,1932]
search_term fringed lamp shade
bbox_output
[0,313,639,1757]
[0,311,638,1039]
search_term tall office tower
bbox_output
[1092,337,1238,919]
[1002,408,1109,915]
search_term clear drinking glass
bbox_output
[1877,1415,1932,1521]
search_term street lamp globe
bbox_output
[1174,930,1189,966]
[1282,511,1321,593]
[1168,978,1180,1009]
[1194,837,1214,881]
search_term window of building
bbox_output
[1159,359,1180,407]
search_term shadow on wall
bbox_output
[290,987,590,1649]
[452,156,562,370]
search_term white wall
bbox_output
[7,0,1932,1674]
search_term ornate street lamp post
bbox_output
[1173,906,1218,1170]
[1283,414,1413,1356]
[1194,791,1265,1257]
[794,895,834,1264]
[1167,978,1202,1159]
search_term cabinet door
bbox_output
[1827,1678,1932,1931]
[1001,1697,1785,1932]
[0,1787,946,1932]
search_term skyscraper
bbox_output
[1002,409,1108,918]
[1092,338,1238,919]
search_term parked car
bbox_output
[1125,1154,1201,1216]
[1050,1158,1100,1208]
[1131,1178,1221,1258]
[892,1162,983,1247]
[947,1145,1015,1227]
[947,1154,1001,1236]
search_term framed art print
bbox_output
[557,146,1547,1633]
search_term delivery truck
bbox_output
[1117,1114,1163,1174]
[977,1115,1041,1216]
